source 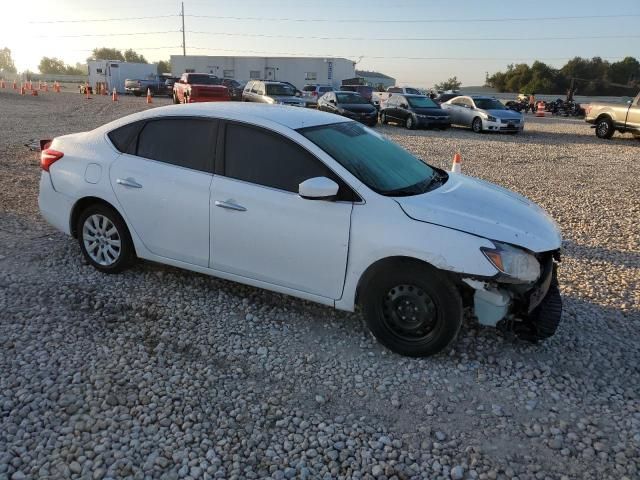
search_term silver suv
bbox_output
[242,80,305,107]
[302,84,334,107]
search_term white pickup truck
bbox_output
[585,91,640,139]
[372,86,423,109]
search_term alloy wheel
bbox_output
[82,214,121,266]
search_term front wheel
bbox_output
[595,117,614,139]
[361,262,463,357]
[172,93,179,104]
[472,117,483,133]
[77,204,135,274]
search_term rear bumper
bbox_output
[188,97,231,103]
[38,172,74,235]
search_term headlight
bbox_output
[486,115,497,122]
[481,242,540,283]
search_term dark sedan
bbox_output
[317,91,378,127]
[380,95,451,130]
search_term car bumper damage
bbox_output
[462,250,562,341]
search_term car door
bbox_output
[459,98,475,126]
[447,98,465,124]
[109,117,217,267]
[396,96,409,123]
[210,122,355,299]
[385,96,397,120]
[625,95,640,131]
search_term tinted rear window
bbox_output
[108,121,145,154]
[303,85,317,92]
[137,118,217,172]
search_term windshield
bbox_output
[407,96,438,108]
[405,88,421,95]
[474,98,506,110]
[299,122,441,196]
[266,84,296,96]
[336,92,370,104]
[187,74,221,85]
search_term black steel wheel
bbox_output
[361,261,462,357]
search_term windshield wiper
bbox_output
[381,169,448,197]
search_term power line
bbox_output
[28,14,178,24]
[185,13,640,24]
[187,31,640,42]
[186,46,626,62]
[32,31,179,38]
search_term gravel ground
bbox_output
[0,89,638,480]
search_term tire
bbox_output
[380,112,387,124]
[77,204,135,274]
[361,261,463,357]
[472,117,483,133]
[514,278,562,342]
[595,117,614,139]
[405,115,415,130]
[173,93,179,104]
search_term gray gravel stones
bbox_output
[1,91,639,479]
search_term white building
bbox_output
[171,55,355,90]
[87,60,157,93]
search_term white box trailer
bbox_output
[170,55,355,90]
[87,60,157,93]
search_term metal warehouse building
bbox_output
[170,55,355,90]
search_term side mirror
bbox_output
[400,103,408,109]
[329,99,336,104]
[299,177,339,201]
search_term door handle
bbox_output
[116,178,142,188]
[215,200,246,212]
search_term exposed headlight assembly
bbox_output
[481,241,541,283]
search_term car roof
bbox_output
[98,103,351,132]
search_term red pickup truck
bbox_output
[172,73,230,104]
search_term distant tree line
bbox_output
[38,57,86,75]
[485,56,640,96]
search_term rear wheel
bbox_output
[77,204,135,274]
[361,262,463,357]
[595,117,614,139]
[405,115,415,130]
[472,117,483,133]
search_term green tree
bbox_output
[38,57,67,74]
[157,59,171,74]
[123,49,147,63]
[87,48,125,62]
[608,56,640,85]
[434,76,461,91]
[0,47,17,73]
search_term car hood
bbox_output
[412,107,449,117]
[395,173,561,252]
[340,104,376,113]
[484,109,522,119]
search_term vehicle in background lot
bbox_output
[173,73,230,104]
[38,103,563,357]
[380,95,451,130]
[434,91,461,104]
[124,75,169,96]
[317,91,377,126]
[340,84,375,105]
[221,79,245,101]
[242,80,305,107]
[302,84,334,107]
[372,86,422,109]
[442,96,524,134]
[584,91,640,139]
[163,76,179,94]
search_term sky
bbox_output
[1,0,639,88]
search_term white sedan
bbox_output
[38,103,562,357]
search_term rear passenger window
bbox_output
[224,123,357,201]
[136,118,217,172]
[108,121,145,154]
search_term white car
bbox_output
[38,103,562,357]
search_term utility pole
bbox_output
[181,2,186,56]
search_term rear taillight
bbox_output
[312,91,318,96]
[41,147,64,171]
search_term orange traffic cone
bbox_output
[451,152,462,174]
[13,79,17,89]
[146,88,152,104]
[0,79,5,88]
[535,101,545,117]
[20,84,25,95]
[44,82,49,92]
[32,87,38,96]
[85,83,91,100]
[112,88,118,101]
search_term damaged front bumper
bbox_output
[462,251,563,341]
